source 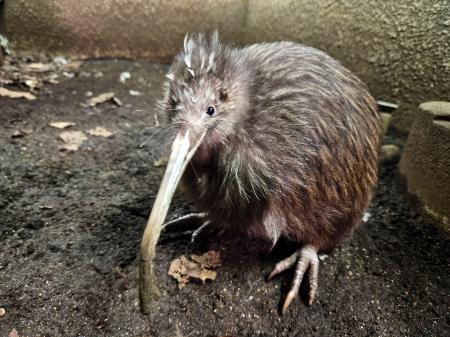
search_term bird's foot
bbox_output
[268,244,319,314]
[161,212,207,233]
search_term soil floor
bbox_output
[0,59,449,337]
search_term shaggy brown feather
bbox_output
[161,33,381,253]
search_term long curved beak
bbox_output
[139,130,206,314]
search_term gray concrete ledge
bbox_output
[400,101,450,230]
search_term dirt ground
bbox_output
[0,58,449,337]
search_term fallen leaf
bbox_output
[39,204,54,210]
[9,329,19,337]
[129,89,142,96]
[58,130,87,151]
[168,251,220,289]
[87,92,115,107]
[21,62,54,73]
[87,126,114,138]
[0,87,36,100]
[11,130,25,138]
[191,251,221,269]
[49,121,76,129]
[153,156,168,167]
[112,96,122,106]
[64,60,83,71]
[11,128,33,138]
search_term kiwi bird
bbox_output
[146,32,381,314]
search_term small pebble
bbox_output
[0,307,6,317]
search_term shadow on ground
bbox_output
[0,59,449,337]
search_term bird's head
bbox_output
[146,32,249,233]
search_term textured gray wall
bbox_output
[2,0,449,131]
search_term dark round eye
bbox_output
[206,106,215,116]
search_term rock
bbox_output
[400,101,450,230]
[0,307,5,317]
[380,144,400,164]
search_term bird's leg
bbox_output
[161,212,207,233]
[268,244,319,314]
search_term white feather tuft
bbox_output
[207,52,215,71]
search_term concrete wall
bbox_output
[1,0,450,131]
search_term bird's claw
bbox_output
[161,212,207,233]
[268,244,319,314]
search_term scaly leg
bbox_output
[268,244,319,314]
[161,212,207,233]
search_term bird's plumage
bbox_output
[161,33,381,252]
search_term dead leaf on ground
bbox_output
[58,130,87,151]
[49,121,76,129]
[11,128,33,138]
[87,126,114,138]
[168,251,221,289]
[64,60,83,71]
[191,251,221,269]
[87,92,120,107]
[21,62,54,73]
[153,156,168,167]
[0,87,36,100]
[9,329,19,337]
[39,204,54,210]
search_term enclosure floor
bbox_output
[0,59,448,337]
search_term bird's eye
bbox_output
[206,106,215,116]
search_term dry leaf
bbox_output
[39,204,54,210]
[21,62,54,73]
[58,130,87,151]
[11,128,33,138]
[153,156,168,167]
[0,87,36,100]
[112,96,122,106]
[49,121,76,129]
[191,251,221,269]
[168,251,220,289]
[168,256,217,289]
[87,92,115,107]
[65,60,83,71]
[87,126,114,138]
[11,130,25,138]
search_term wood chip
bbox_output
[49,121,76,129]
[87,92,115,107]
[0,87,36,100]
[87,126,114,138]
[58,130,87,151]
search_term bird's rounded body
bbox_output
[167,40,381,252]
[153,33,382,311]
